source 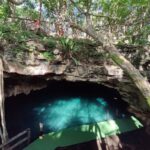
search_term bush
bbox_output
[41,37,56,49]
[42,51,54,61]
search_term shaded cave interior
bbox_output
[5,79,131,140]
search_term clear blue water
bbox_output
[5,81,129,140]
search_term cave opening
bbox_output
[5,80,131,140]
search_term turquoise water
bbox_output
[5,81,129,140]
[34,97,114,131]
[34,97,111,130]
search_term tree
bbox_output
[40,0,150,110]
[68,0,150,111]
[0,58,8,144]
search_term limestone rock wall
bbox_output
[1,39,149,112]
[3,59,143,111]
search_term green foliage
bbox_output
[41,37,56,49]
[0,4,10,19]
[10,45,27,62]
[60,37,76,52]
[59,37,80,63]
[0,0,150,63]
[60,38,104,63]
[42,51,54,61]
[147,97,150,106]
[109,53,124,65]
[1,0,150,47]
[16,7,39,20]
[0,23,17,42]
[0,20,38,43]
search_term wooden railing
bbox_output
[0,128,31,150]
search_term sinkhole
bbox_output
[5,81,130,140]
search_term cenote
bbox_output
[5,81,130,141]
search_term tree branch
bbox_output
[70,22,103,45]
[88,13,119,20]
[7,16,50,23]
[8,0,25,5]
[70,0,100,44]
[70,0,86,15]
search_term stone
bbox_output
[55,55,62,62]
[26,40,45,51]
[1,37,150,125]
[37,53,47,60]
[25,52,36,66]
[53,49,60,55]
[104,65,123,78]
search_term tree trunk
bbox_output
[8,0,24,5]
[71,23,150,111]
[105,45,150,110]
[92,34,150,110]
[0,58,8,144]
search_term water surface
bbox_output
[5,81,129,140]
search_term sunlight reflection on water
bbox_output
[33,97,125,132]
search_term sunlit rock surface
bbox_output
[3,57,146,111]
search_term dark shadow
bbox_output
[117,126,150,150]
[5,80,145,150]
[5,81,129,139]
[51,116,148,150]
[54,131,100,150]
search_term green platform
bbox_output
[24,116,143,150]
